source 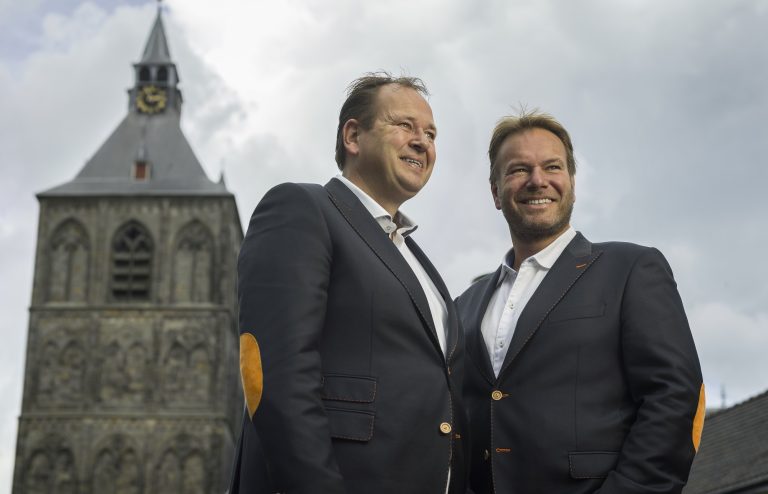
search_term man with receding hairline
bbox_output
[229,73,468,494]
[456,110,705,493]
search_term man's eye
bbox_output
[398,122,413,130]
[426,132,436,141]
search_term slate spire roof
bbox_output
[141,9,172,64]
[39,7,229,198]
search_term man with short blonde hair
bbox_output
[457,109,705,493]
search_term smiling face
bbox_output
[492,127,575,246]
[342,84,437,216]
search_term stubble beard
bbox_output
[504,193,575,243]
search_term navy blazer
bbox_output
[230,178,469,494]
[456,233,704,494]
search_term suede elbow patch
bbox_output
[240,333,264,419]
[692,383,706,452]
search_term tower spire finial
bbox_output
[140,4,172,64]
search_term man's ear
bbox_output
[491,181,502,210]
[342,119,361,158]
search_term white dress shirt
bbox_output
[337,176,452,494]
[336,175,449,355]
[481,227,577,376]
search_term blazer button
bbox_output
[491,390,503,401]
[483,449,490,461]
[439,422,452,435]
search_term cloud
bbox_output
[689,302,768,407]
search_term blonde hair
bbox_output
[488,109,576,182]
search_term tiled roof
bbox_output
[684,389,768,493]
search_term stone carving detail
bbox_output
[98,340,148,405]
[182,454,205,494]
[38,339,86,404]
[48,219,89,303]
[92,435,142,494]
[23,452,49,494]
[153,435,207,494]
[188,345,211,402]
[156,451,180,493]
[173,221,214,303]
[36,341,59,400]
[161,327,213,406]
[57,341,86,403]
[23,438,77,494]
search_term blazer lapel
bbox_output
[324,179,441,354]
[406,237,457,362]
[466,268,502,386]
[498,233,602,377]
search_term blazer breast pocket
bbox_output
[321,374,376,442]
[568,451,619,479]
[548,302,606,324]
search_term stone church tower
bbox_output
[12,9,243,494]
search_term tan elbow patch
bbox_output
[240,333,264,419]
[692,383,706,452]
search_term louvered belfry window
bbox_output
[111,222,153,301]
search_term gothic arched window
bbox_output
[172,221,213,303]
[111,222,153,302]
[154,436,206,493]
[92,436,141,494]
[48,219,89,303]
[157,66,168,82]
[23,438,78,494]
[139,67,150,82]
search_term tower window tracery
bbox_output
[48,219,89,303]
[111,222,153,301]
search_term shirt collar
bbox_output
[336,174,418,236]
[498,227,577,284]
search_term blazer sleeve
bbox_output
[237,183,345,493]
[597,248,705,494]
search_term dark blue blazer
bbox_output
[229,178,469,494]
[456,233,704,494]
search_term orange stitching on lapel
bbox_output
[500,252,603,374]
[575,263,587,269]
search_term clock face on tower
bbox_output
[136,85,167,114]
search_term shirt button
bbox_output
[491,390,503,401]
[507,300,514,309]
[497,340,504,348]
[439,422,452,435]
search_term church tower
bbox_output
[12,8,243,493]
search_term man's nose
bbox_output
[410,129,431,150]
[527,167,547,188]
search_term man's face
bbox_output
[491,127,575,243]
[345,84,437,212]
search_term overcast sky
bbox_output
[1,0,767,491]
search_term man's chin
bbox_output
[509,219,570,243]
